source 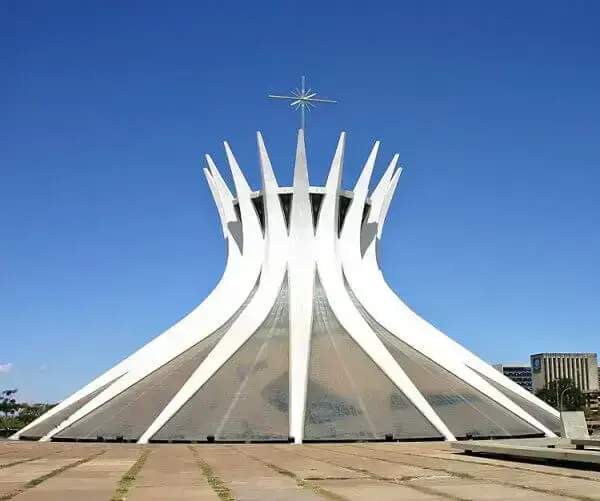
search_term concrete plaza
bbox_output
[1,441,599,500]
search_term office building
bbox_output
[493,363,532,392]
[530,353,599,394]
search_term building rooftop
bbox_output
[531,353,597,357]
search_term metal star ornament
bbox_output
[268,76,336,130]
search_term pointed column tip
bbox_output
[256,131,269,156]
[334,131,346,153]
[223,141,233,156]
[205,153,219,172]
[256,130,279,188]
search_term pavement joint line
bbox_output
[188,445,234,501]
[289,448,465,501]
[0,448,106,501]
[360,444,600,483]
[0,450,20,457]
[232,447,350,501]
[304,476,359,481]
[0,450,61,470]
[333,445,598,501]
[339,465,465,501]
[111,448,152,501]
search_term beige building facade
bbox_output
[530,353,599,394]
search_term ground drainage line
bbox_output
[111,448,152,501]
[288,448,465,501]
[232,447,349,501]
[336,445,597,501]
[358,444,600,483]
[0,449,106,501]
[188,445,234,501]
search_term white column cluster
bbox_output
[15,129,559,444]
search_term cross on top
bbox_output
[268,76,336,130]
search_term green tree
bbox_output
[17,403,55,427]
[0,389,19,429]
[1,389,56,431]
[535,378,586,411]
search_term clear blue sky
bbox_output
[1,1,599,403]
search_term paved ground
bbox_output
[0,441,599,500]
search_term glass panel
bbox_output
[20,379,118,439]
[310,193,323,230]
[152,277,290,442]
[344,282,543,438]
[304,276,442,441]
[232,202,241,223]
[251,195,265,231]
[280,193,292,229]
[361,203,371,226]
[476,372,561,433]
[337,195,351,235]
[54,280,259,441]
[54,334,223,441]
